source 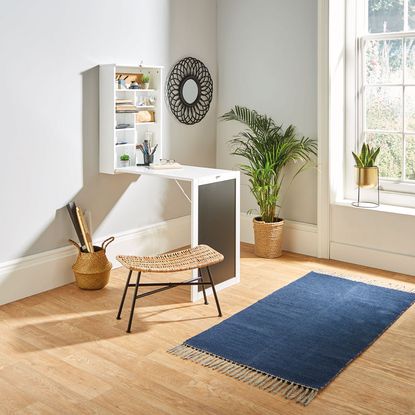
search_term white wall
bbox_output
[330,204,415,276]
[168,0,217,167]
[216,0,318,225]
[0,0,217,263]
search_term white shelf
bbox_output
[115,88,157,93]
[116,107,155,113]
[100,64,163,174]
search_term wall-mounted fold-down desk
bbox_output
[117,165,240,302]
[99,64,239,301]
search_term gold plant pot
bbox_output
[355,166,378,189]
[253,217,284,259]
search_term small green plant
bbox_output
[352,143,380,168]
[120,154,130,161]
[141,74,150,84]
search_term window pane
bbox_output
[405,38,415,82]
[405,87,415,131]
[366,133,403,179]
[409,0,415,30]
[366,86,402,130]
[366,39,403,84]
[368,0,404,33]
[405,135,415,179]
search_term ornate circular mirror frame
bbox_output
[166,57,213,125]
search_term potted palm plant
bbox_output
[352,143,380,188]
[221,106,317,258]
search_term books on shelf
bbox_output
[116,106,139,113]
[116,99,139,113]
[116,123,134,129]
[116,99,133,105]
[115,108,138,113]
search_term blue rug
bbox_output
[169,272,415,405]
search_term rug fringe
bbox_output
[315,269,415,293]
[167,344,318,406]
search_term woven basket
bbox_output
[253,217,284,258]
[69,237,114,290]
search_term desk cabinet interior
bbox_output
[99,64,163,174]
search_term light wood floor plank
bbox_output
[0,244,414,414]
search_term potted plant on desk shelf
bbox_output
[352,143,380,188]
[119,154,130,168]
[141,74,150,90]
[221,106,317,258]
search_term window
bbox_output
[359,0,415,191]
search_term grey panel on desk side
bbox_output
[198,179,236,290]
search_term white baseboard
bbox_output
[240,213,318,257]
[0,216,191,306]
[330,242,415,277]
[0,246,80,307]
[0,213,319,306]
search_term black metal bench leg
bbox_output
[117,270,132,320]
[127,271,141,333]
[198,268,208,305]
[206,266,222,317]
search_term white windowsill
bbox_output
[344,184,415,210]
[334,199,415,217]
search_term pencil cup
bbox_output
[144,154,154,166]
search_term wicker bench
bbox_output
[116,245,224,333]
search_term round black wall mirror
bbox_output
[166,57,213,125]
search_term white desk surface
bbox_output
[116,165,239,182]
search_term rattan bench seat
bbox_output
[116,244,224,273]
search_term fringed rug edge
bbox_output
[314,269,415,293]
[167,343,318,406]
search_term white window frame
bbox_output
[345,0,415,206]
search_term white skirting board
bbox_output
[330,242,415,277]
[240,213,318,257]
[0,216,191,306]
[0,214,317,306]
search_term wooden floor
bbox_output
[1,244,415,415]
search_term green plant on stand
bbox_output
[352,143,381,188]
[352,143,380,168]
[221,106,317,258]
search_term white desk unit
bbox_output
[117,165,240,301]
[99,63,240,301]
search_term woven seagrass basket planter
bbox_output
[69,237,114,290]
[253,217,284,259]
